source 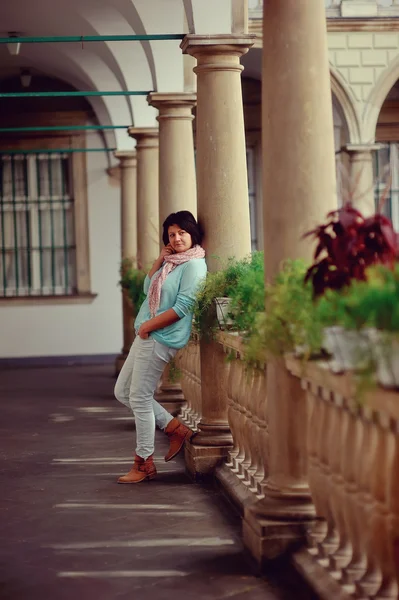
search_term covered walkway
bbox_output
[0,364,314,600]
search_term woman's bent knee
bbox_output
[114,381,129,406]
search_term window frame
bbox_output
[0,132,94,305]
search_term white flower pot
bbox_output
[215,297,233,329]
[367,329,399,389]
[322,326,371,373]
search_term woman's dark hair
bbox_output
[162,210,203,247]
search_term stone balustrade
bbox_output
[176,334,202,431]
[178,332,269,509]
[286,356,399,600]
[216,333,268,509]
[179,333,399,598]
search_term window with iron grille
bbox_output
[373,143,399,231]
[0,152,76,297]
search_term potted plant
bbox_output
[304,202,398,373]
[349,265,399,388]
[119,258,146,316]
[314,287,373,373]
[227,251,265,340]
[244,259,324,365]
[304,202,397,296]
[193,253,264,334]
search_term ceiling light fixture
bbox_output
[20,68,32,88]
[6,32,20,56]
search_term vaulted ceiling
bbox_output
[0,0,236,149]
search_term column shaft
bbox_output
[181,34,254,477]
[262,1,337,281]
[148,93,197,230]
[181,35,254,271]
[128,128,159,271]
[147,93,197,416]
[243,0,338,564]
[114,151,137,374]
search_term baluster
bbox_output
[249,367,265,493]
[239,364,254,482]
[180,340,200,429]
[340,410,367,588]
[328,398,353,575]
[318,392,340,560]
[244,366,260,487]
[226,357,241,468]
[306,385,328,553]
[232,359,247,473]
[177,346,190,425]
[257,366,269,496]
[193,339,202,428]
[367,414,397,599]
[355,408,382,596]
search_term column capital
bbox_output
[344,143,383,155]
[147,92,196,121]
[128,127,159,150]
[180,34,255,59]
[114,150,137,168]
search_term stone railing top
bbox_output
[248,0,399,19]
[285,355,399,423]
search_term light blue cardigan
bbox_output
[134,258,207,349]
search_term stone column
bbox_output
[243,0,338,564]
[181,35,254,270]
[346,144,380,216]
[181,34,254,477]
[148,93,197,229]
[114,151,137,374]
[147,93,197,416]
[128,128,159,271]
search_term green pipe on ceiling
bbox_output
[0,34,185,43]
[0,125,129,132]
[0,148,117,154]
[0,91,151,98]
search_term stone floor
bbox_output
[0,364,317,600]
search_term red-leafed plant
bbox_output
[304,201,398,298]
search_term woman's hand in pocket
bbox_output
[138,322,151,339]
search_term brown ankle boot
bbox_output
[164,418,194,462]
[117,454,157,484]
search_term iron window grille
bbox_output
[0,152,76,297]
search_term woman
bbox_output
[114,210,207,484]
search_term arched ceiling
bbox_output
[0,0,234,150]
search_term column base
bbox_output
[184,439,232,481]
[243,506,313,565]
[243,489,317,565]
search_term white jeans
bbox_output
[114,336,177,459]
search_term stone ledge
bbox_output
[215,462,260,516]
[292,548,353,600]
[0,293,97,306]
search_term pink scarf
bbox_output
[148,245,205,317]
